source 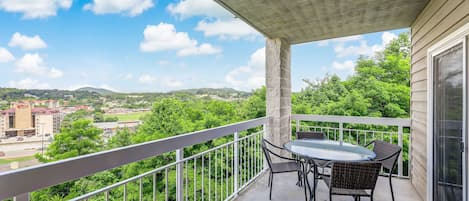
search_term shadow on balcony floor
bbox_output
[235,172,422,201]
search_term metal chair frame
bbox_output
[262,139,308,200]
[365,140,402,201]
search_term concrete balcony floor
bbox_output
[235,172,423,201]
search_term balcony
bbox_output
[0,114,420,201]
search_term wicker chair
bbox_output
[365,140,402,201]
[323,161,382,201]
[261,139,307,200]
[296,131,326,140]
[296,131,329,179]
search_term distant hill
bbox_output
[0,87,250,103]
[169,88,251,98]
[75,87,115,95]
[0,88,100,101]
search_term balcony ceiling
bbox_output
[215,0,429,44]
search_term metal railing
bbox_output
[70,131,264,201]
[0,117,268,201]
[292,114,411,178]
[0,114,412,200]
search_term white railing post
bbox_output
[295,120,300,139]
[397,126,403,177]
[408,126,412,178]
[176,148,184,201]
[262,124,267,170]
[13,193,29,201]
[234,132,239,195]
[339,122,344,143]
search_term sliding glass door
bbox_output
[433,42,465,201]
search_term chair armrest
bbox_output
[375,150,401,161]
[265,148,299,162]
[364,140,375,148]
[263,139,285,150]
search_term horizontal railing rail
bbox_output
[0,117,269,200]
[292,114,411,127]
[292,114,411,178]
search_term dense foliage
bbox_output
[30,32,410,200]
[293,33,410,118]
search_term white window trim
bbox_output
[427,22,469,201]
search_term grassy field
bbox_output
[0,156,36,165]
[104,112,150,121]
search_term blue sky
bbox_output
[0,0,407,92]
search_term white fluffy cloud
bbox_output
[332,60,354,71]
[140,23,221,56]
[0,0,72,19]
[167,0,228,19]
[333,32,397,58]
[15,53,63,78]
[168,0,259,40]
[84,0,153,16]
[382,32,398,46]
[177,43,221,56]
[0,47,15,63]
[138,74,183,88]
[9,32,47,50]
[226,47,265,91]
[8,78,50,89]
[334,41,382,58]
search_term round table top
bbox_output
[284,139,376,162]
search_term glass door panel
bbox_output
[433,43,464,201]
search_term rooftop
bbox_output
[0,107,59,115]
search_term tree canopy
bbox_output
[294,32,410,118]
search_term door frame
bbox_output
[427,23,469,201]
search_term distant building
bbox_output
[93,121,141,138]
[60,105,93,115]
[11,100,60,109]
[0,103,62,138]
[104,108,150,114]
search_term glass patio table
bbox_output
[284,139,376,201]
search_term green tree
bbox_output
[93,112,105,123]
[295,32,410,118]
[60,109,91,130]
[107,128,133,149]
[32,119,103,200]
[36,119,103,162]
[241,87,266,119]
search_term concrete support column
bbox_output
[265,38,291,155]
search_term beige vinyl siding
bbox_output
[410,0,469,198]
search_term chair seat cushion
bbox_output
[271,161,301,173]
[323,176,371,196]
